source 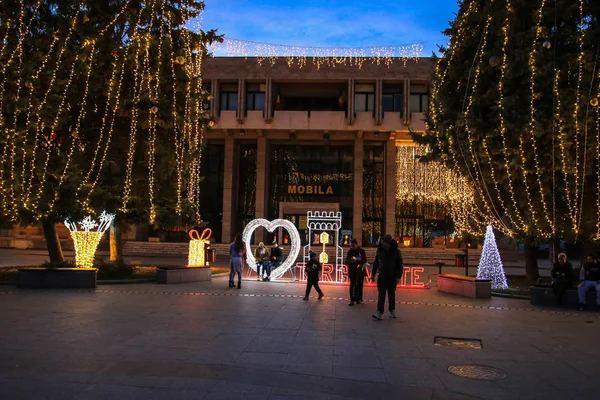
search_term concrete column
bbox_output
[347,78,354,125]
[237,78,245,123]
[221,135,235,243]
[353,137,364,245]
[375,79,383,125]
[404,79,411,124]
[384,139,397,237]
[265,78,272,123]
[211,79,219,120]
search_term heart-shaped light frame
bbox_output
[242,218,301,280]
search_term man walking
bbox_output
[346,239,367,306]
[371,234,403,320]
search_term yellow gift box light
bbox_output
[64,212,115,268]
[188,228,212,266]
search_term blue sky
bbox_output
[200,0,458,56]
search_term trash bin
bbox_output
[205,246,217,264]
[455,254,465,268]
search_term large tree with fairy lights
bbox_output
[415,0,600,280]
[0,0,221,263]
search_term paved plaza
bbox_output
[1,277,598,400]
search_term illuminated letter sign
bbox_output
[287,185,334,195]
[295,264,426,289]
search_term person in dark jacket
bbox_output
[269,242,283,281]
[371,234,403,320]
[303,251,324,300]
[346,238,367,306]
[578,253,600,310]
[550,253,574,305]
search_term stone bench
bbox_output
[437,274,491,299]
[18,268,97,288]
[156,266,211,284]
[530,285,598,309]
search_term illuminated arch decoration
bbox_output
[188,228,212,267]
[242,218,301,280]
[64,211,115,269]
[303,211,344,282]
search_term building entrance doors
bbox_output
[279,202,339,246]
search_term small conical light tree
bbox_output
[477,225,508,290]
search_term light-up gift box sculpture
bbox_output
[64,211,115,268]
[188,228,212,267]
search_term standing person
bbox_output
[229,233,245,289]
[303,251,324,300]
[346,239,367,306]
[371,234,403,320]
[551,253,574,305]
[269,242,283,281]
[254,242,270,281]
[578,253,600,310]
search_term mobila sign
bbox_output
[288,185,334,195]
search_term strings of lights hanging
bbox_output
[208,37,423,69]
[0,0,215,226]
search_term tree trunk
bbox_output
[110,218,124,264]
[552,237,561,263]
[42,220,64,264]
[524,243,539,282]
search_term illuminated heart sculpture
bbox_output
[242,218,301,280]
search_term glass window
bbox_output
[247,92,265,111]
[354,93,375,113]
[410,85,429,113]
[220,92,238,111]
[383,93,402,113]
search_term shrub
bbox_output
[40,260,77,269]
[94,259,134,279]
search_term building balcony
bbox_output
[210,108,422,132]
[411,112,426,132]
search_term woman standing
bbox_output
[229,233,245,289]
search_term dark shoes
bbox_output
[318,293,324,300]
[228,281,234,287]
[303,296,308,301]
[578,303,585,311]
[348,301,354,306]
[237,282,241,289]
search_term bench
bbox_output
[530,285,598,309]
[156,266,211,284]
[18,268,97,288]
[437,274,491,299]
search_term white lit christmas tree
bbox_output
[476,225,508,290]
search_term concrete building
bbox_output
[199,57,453,248]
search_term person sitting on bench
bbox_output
[578,253,600,310]
[551,253,574,305]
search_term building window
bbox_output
[199,143,224,242]
[246,83,265,112]
[236,144,257,234]
[220,83,238,111]
[363,145,385,246]
[354,83,375,113]
[410,85,429,113]
[383,84,402,114]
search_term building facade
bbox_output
[200,57,453,248]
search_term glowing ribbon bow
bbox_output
[188,228,212,266]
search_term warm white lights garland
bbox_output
[242,218,301,280]
[64,211,115,269]
[209,38,423,69]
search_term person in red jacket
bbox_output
[346,239,367,306]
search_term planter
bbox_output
[18,268,97,288]
[437,274,491,299]
[156,266,211,284]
